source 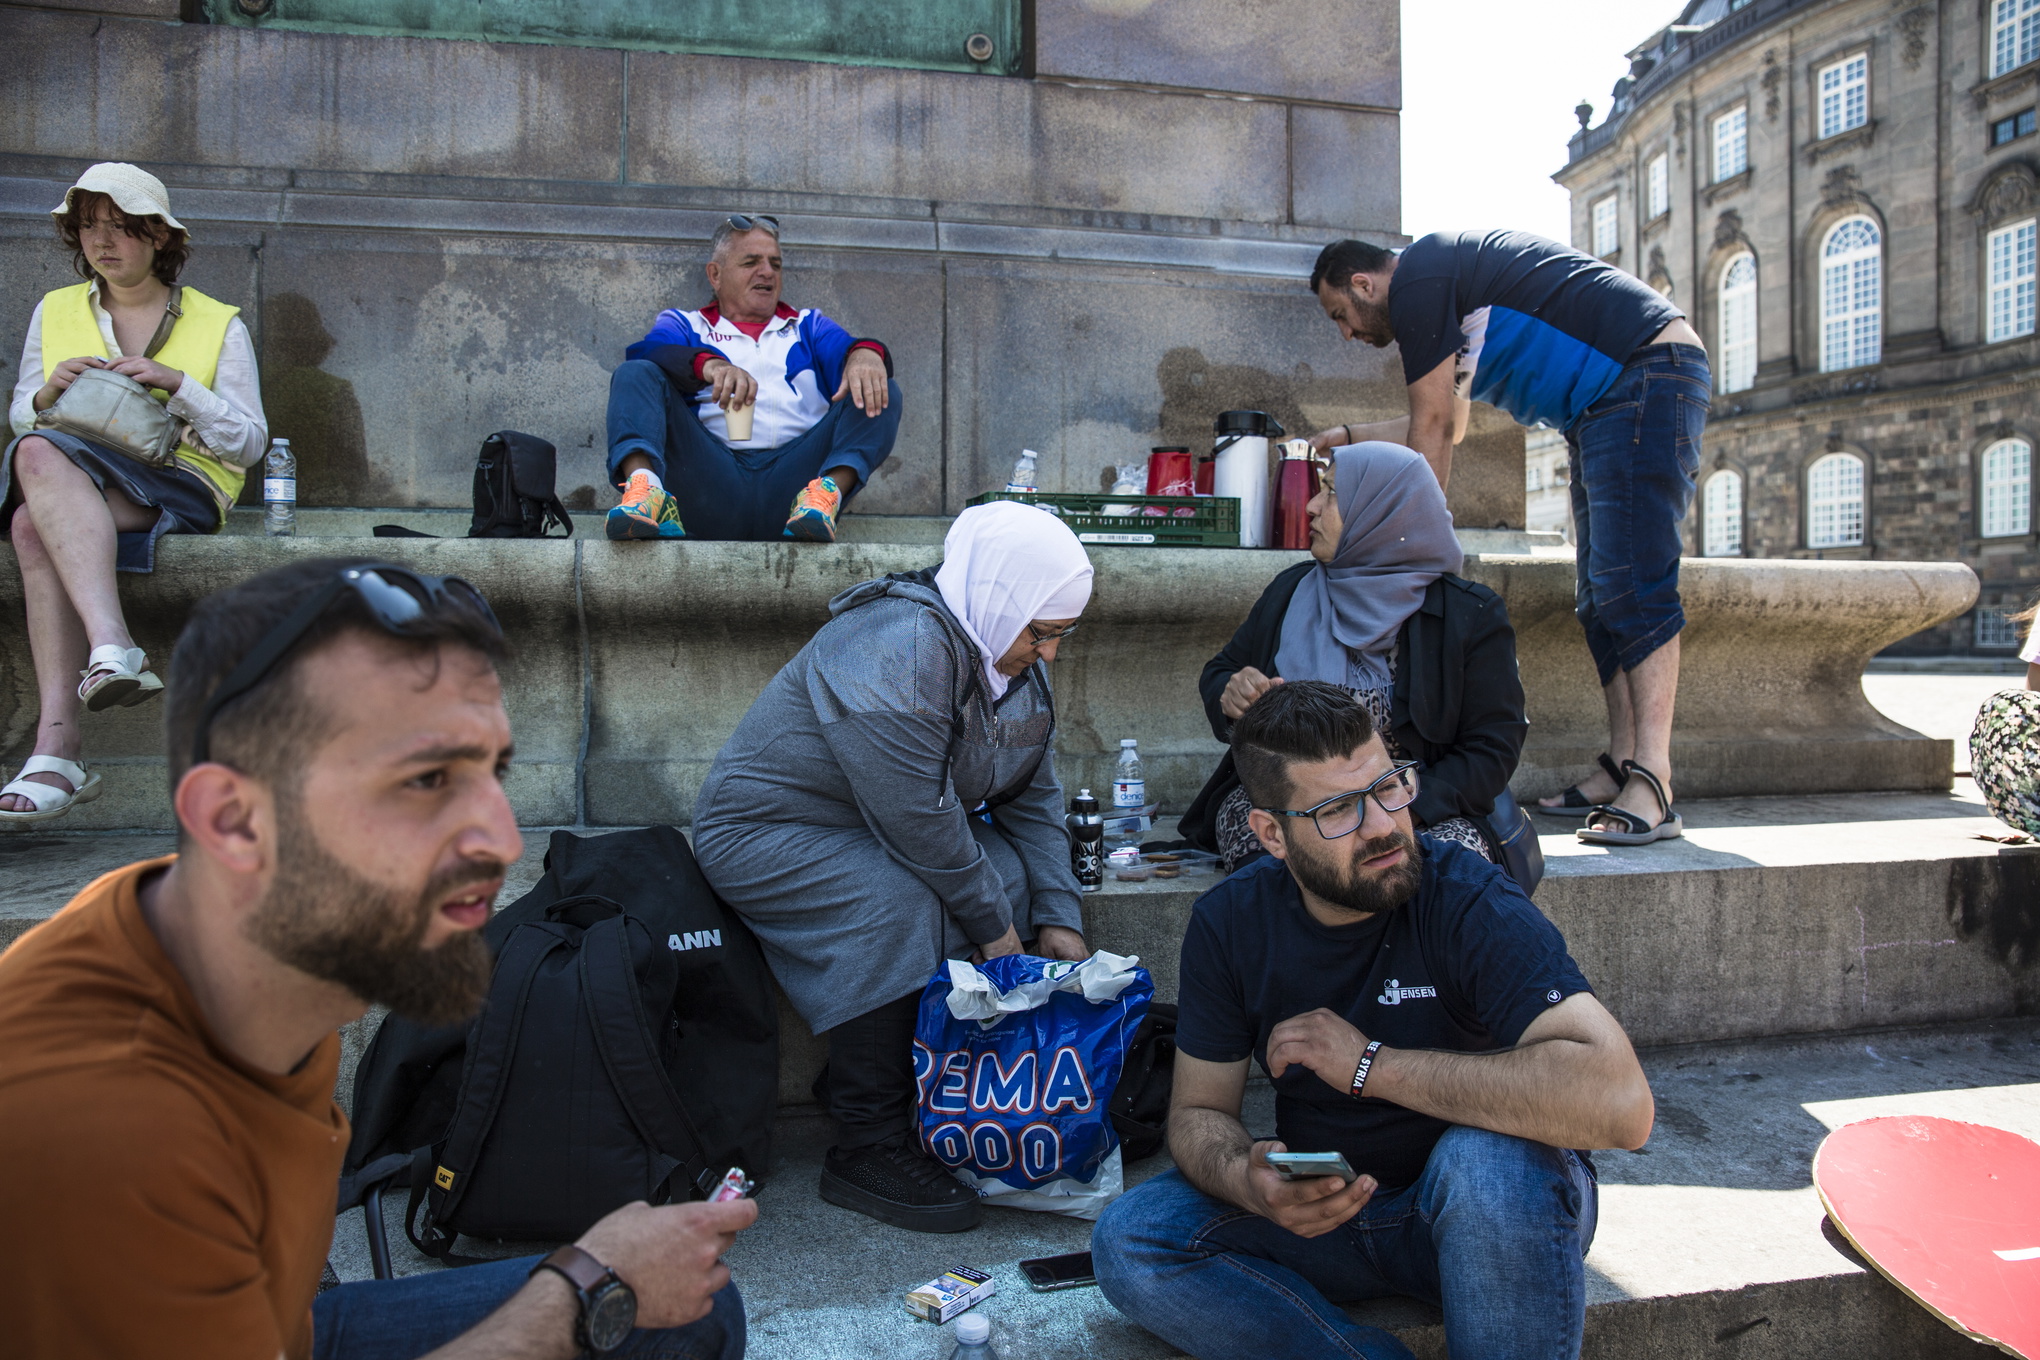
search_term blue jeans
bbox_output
[1093,1127,1597,1360]
[1564,343,1711,686]
[605,359,900,540]
[312,1257,745,1360]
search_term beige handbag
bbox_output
[33,287,185,467]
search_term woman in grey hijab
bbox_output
[1178,442,1529,875]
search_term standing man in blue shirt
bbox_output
[1308,233,1709,845]
[1092,680,1653,1360]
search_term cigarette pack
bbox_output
[903,1265,996,1323]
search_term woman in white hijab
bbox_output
[693,501,1094,1235]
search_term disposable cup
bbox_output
[723,400,755,442]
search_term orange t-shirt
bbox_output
[0,858,348,1360]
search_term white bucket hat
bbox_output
[49,163,185,233]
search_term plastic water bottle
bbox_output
[1110,739,1145,851]
[1005,449,1038,493]
[263,438,296,537]
[948,1313,997,1360]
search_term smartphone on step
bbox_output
[1020,1250,1097,1291]
[1263,1151,1358,1182]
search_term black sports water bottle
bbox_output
[1068,788,1104,892]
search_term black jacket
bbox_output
[1179,562,1528,849]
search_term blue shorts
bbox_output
[1564,343,1711,685]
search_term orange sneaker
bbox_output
[784,475,843,543]
[606,471,685,540]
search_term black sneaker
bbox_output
[819,1142,983,1233]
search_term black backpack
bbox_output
[343,827,778,1264]
[1108,1002,1178,1162]
[469,430,572,538]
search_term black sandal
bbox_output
[1537,753,1625,819]
[1576,761,1684,845]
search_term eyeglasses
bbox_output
[725,214,780,234]
[191,564,502,767]
[1261,761,1421,840]
[1026,621,1080,647]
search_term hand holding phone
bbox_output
[1243,1141,1375,1239]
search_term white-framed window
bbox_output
[1818,54,1869,140]
[1820,216,1883,371]
[1703,469,1744,557]
[1981,436,2033,537]
[1994,0,2040,78]
[1717,253,1758,393]
[1988,218,2037,342]
[1592,195,1619,256]
[1713,106,1748,182]
[1807,451,1867,548]
[1976,607,2023,648]
[1647,152,1670,220]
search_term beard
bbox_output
[245,797,498,1028]
[1286,826,1424,918]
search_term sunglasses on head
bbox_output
[725,214,780,234]
[190,564,502,768]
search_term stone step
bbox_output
[5,783,2031,1105]
[320,1016,2038,1359]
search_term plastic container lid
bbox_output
[955,1313,990,1344]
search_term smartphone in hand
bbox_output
[1263,1151,1358,1182]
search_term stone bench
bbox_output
[0,531,1976,832]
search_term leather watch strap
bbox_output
[534,1243,613,1294]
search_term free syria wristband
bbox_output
[1350,1040,1384,1098]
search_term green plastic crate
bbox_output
[965,492,1241,547]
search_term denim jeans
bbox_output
[1564,343,1711,686]
[312,1257,745,1360]
[1093,1127,1598,1360]
[605,359,901,540]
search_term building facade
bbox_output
[1555,0,2039,653]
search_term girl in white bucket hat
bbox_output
[0,164,269,822]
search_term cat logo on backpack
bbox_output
[434,1165,456,1190]
[669,930,721,952]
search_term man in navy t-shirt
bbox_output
[1307,232,1709,850]
[1094,681,1653,1360]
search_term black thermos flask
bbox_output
[1067,788,1104,891]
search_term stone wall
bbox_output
[0,4,1532,528]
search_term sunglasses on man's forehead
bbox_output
[725,214,780,234]
[190,565,501,767]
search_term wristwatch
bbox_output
[531,1244,637,1355]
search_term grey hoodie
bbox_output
[692,569,1084,1029]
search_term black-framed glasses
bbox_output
[1026,620,1080,648]
[725,214,780,234]
[191,564,502,767]
[1261,761,1421,840]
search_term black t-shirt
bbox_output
[1175,837,1594,1189]
[1386,230,1686,432]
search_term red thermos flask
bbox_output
[1274,440,1321,550]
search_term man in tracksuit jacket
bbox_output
[605,214,899,542]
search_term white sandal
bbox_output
[0,756,103,824]
[78,644,164,712]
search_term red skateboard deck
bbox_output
[1814,1116,2040,1359]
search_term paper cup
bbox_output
[723,400,755,443]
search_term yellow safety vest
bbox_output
[39,282,245,516]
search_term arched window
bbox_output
[1807,451,1866,549]
[1981,437,2032,538]
[1703,469,1743,556]
[1820,217,1882,372]
[1717,253,1757,393]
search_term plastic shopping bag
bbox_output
[914,951,1153,1219]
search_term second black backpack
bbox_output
[344,826,778,1261]
[469,430,572,538]
[1108,1001,1178,1162]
